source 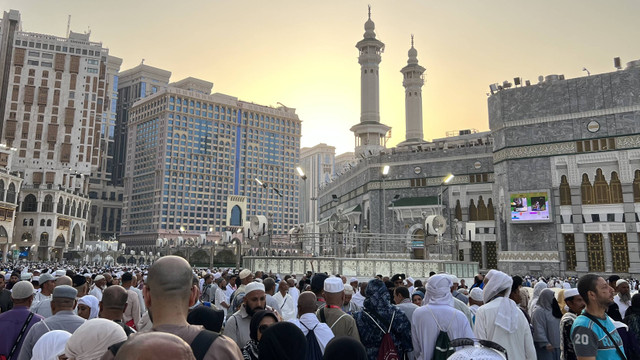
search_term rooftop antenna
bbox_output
[66,15,71,37]
[582,67,590,76]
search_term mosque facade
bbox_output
[316,10,640,277]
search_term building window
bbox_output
[634,170,640,203]
[580,174,594,205]
[564,234,576,271]
[609,172,623,204]
[560,175,571,205]
[610,233,629,273]
[593,169,610,204]
[468,199,478,221]
[471,241,483,268]
[586,233,605,272]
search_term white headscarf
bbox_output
[78,295,100,319]
[32,330,71,360]
[426,274,454,307]
[483,270,520,334]
[64,318,127,360]
[528,281,547,316]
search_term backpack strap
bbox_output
[190,329,219,360]
[329,313,350,330]
[7,312,33,360]
[319,308,327,323]
[108,341,127,357]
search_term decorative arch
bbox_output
[54,234,65,247]
[609,172,623,203]
[64,199,70,215]
[634,170,640,202]
[560,175,571,205]
[487,198,495,220]
[0,180,4,201]
[454,200,462,221]
[580,174,594,205]
[40,232,49,246]
[6,183,16,203]
[477,196,488,221]
[21,232,32,242]
[0,226,7,243]
[70,201,76,217]
[593,169,610,204]
[43,195,54,212]
[22,194,37,212]
[230,205,242,226]
[468,199,478,221]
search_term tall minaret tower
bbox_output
[401,35,426,143]
[350,6,391,158]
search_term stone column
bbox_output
[603,233,613,273]
[574,233,589,272]
[1,243,7,262]
[627,232,640,274]
[45,247,51,262]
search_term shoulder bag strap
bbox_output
[582,313,627,360]
[280,296,287,310]
[7,312,34,360]
[319,307,327,323]
[330,313,350,330]
[190,329,219,360]
[363,310,387,334]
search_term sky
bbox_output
[2,0,640,155]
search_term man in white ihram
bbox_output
[473,270,536,360]
[411,274,474,360]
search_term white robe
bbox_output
[288,286,300,306]
[411,304,474,360]
[474,297,536,360]
[273,291,297,320]
[614,294,631,318]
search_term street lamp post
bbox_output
[437,174,455,259]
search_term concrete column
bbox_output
[1,243,7,262]
[574,233,589,272]
[626,232,640,274]
[603,233,613,273]
[45,247,50,262]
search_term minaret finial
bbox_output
[368,5,371,19]
[411,34,414,47]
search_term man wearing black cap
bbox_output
[605,275,623,321]
[17,285,86,360]
[121,272,141,330]
[72,274,89,299]
[311,273,329,309]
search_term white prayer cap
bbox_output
[616,279,628,287]
[449,275,460,284]
[94,275,105,282]
[324,277,345,293]
[55,270,66,277]
[564,288,579,299]
[344,284,354,295]
[469,288,483,302]
[245,282,265,295]
[239,269,252,279]
[407,277,415,283]
[213,273,221,279]
[21,273,32,281]
[448,346,506,360]
[349,277,358,283]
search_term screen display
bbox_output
[510,191,551,222]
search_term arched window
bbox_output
[609,172,623,203]
[83,204,88,219]
[581,174,594,205]
[40,219,45,226]
[70,201,76,217]
[6,183,16,203]
[22,194,38,212]
[560,175,571,205]
[593,169,610,204]
[64,199,70,215]
[22,219,28,226]
[477,196,488,220]
[468,199,478,221]
[0,226,7,243]
[42,195,54,212]
[0,180,5,201]
[230,205,242,226]
[21,232,32,242]
[29,219,33,226]
[454,200,462,221]
[487,198,495,220]
[46,219,52,226]
[40,232,49,246]
[57,198,64,213]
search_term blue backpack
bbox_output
[301,323,324,360]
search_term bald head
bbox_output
[298,291,317,315]
[147,256,193,301]
[55,276,72,286]
[115,332,195,360]
[102,285,128,310]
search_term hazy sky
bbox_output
[2,1,639,154]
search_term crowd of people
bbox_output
[0,259,639,360]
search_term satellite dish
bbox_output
[329,213,349,233]
[425,215,447,235]
[249,215,268,236]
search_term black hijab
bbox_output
[249,310,279,342]
[187,305,225,333]
[323,336,367,360]
[258,322,306,360]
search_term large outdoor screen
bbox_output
[509,190,551,223]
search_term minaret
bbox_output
[350,6,391,158]
[401,35,426,143]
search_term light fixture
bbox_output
[255,178,266,188]
[179,226,185,232]
[208,227,214,232]
[382,165,390,176]
[443,174,455,184]
[296,166,307,180]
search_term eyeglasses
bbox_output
[449,338,508,360]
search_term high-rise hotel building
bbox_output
[120,82,302,249]
[0,10,120,261]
